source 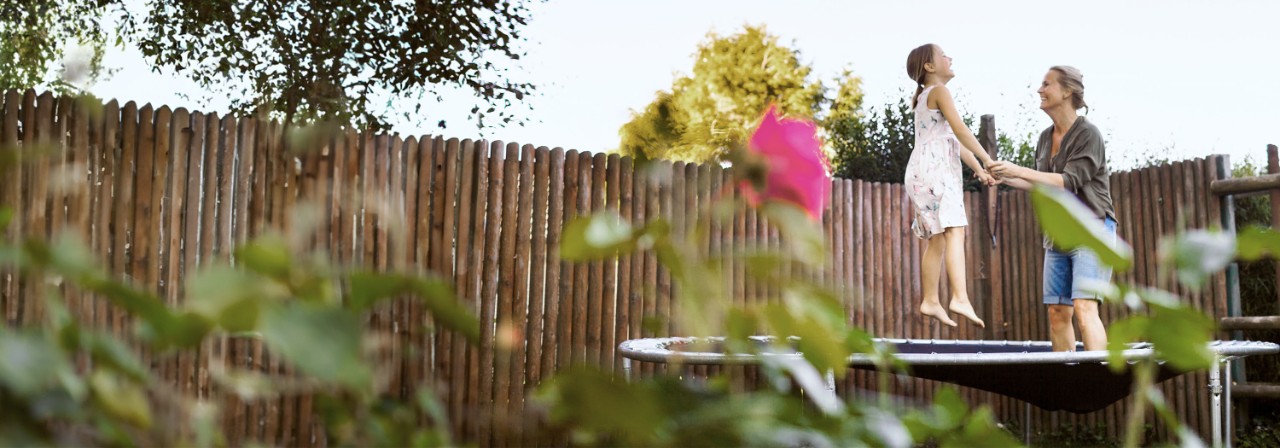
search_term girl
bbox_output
[903,43,993,327]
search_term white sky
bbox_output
[88,0,1280,171]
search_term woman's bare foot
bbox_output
[920,301,958,327]
[949,299,986,328]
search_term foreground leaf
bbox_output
[560,211,636,261]
[261,304,371,390]
[1031,186,1132,271]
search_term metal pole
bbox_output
[1216,156,1247,386]
[1225,358,1233,448]
[1210,358,1223,448]
[1024,402,1032,446]
[624,358,632,382]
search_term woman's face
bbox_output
[1038,70,1068,111]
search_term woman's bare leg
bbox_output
[943,226,985,327]
[1048,305,1077,351]
[1074,299,1108,351]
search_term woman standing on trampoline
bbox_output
[988,66,1115,352]
[903,44,994,328]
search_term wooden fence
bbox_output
[0,89,1237,445]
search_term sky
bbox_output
[88,0,1280,171]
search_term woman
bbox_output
[987,66,1115,352]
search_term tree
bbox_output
[996,131,1036,169]
[0,0,110,94]
[827,95,914,185]
[618,25,833,163]
[0,0,540,131]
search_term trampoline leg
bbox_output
[825,370,835,394]
[624,358,632,383]
[1024,402,1032,446]
[1210,357,1223,448]
[1225,359,1233,448]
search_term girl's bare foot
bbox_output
[949,299,986,328]
[920,301,958,327]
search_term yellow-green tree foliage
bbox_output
[619,26,854,164]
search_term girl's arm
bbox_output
[958,145,986,175]
[931,85,995,167]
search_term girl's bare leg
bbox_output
[943,226,985,328]
[920,232,958,327]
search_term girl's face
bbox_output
[929,46,954,78]
[1038,70,1068,111]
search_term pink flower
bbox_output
[739,104,831,221]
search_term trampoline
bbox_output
[619,336,1279,447]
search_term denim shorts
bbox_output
[1043,217,1117,305]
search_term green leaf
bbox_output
[725,309,760,353]
[0,330,73,397]
[348,270,413,312]
[932,387,968,429]
[346,271,477,342]
[1159,230,1235,290]
[763,202,827,267]
[89,370,153,428]
[1237,226,1280,261]
[950,407,1021,448]
[186,266,267,332]
[235,237,293,281]
[864,408,912,448]
[536,368,666,441]
[560,211,636,261]
[1106,316,1148,372]
[763,300,849,375]
[411,277,480,343]
[1147,301,1216,371]
[79,276,209,349]
[261,304,371,389]
[1031,186,1132,271]
[86,331,149,383]
[46,234,98,280]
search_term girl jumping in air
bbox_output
[903,43,994,327]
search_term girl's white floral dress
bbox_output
[904,85,966,239]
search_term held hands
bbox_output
[986,161,1020,185]
[976,169,997,186]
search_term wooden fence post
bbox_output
[1268,144,1280,312]
[977,114,1001,339]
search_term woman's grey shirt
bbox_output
[1035,115,1116,248]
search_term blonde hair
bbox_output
[906,44,936,109]
[1049,65,1088,113]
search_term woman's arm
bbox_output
[996,127,1104,189]
[988,161,1064,188]
[997,176,1034,190]
[931,85,994,167]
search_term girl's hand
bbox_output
[977,169,996,186]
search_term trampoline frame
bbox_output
[618,336,1280,447]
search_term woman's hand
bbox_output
[987,161,1022,179]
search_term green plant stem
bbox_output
[1123,361,1155,448]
